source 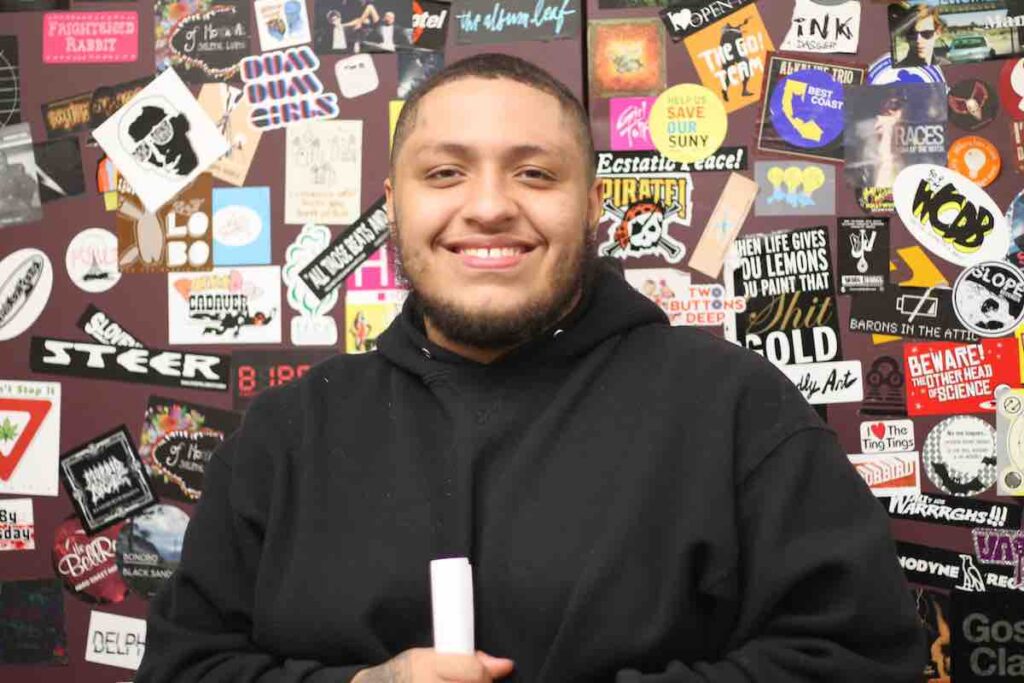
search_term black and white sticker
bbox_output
[0,248,53,343]
[884,492,1022,530]
[922,415,997,498]
[299,197,389,300]
[896,540,1018,592]
[848,286,978,343]
[838,217,888,294]
[77,305,145,349]
[953,261,1024,338]
[951,591,1024,682]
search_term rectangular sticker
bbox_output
[0,36,22,127]
[889,1,1024,68]
[625,268,745,327]
[780,359,864,405]
[0,578,67,665]
[43,11,139,64]
[838,217,888,294]
[588,19,666,98]
[299,196,390,300]
[780,0,861,54]
[972,528,1024,590]
[951,591,1024,683]
[88,75,151,129]
[996,386,1024,496]
[31,337,231,392]
[848,451,920,497]
[0,379,61,497]
[753,161,835,216]
[0,123,43,227]
[233,349,334,410]
[452,0,581,45]
[253,0,312,51]
[78,304,146,348]
[42,90,93,138]
[0,498,35,551]
[903,339,1019,416]
[687,172,758,278]
[211,186,271,266]
[34,138,86,203]
[197,84,263,186]
[859,419,915,453]
[85,610,146,670]
[848,286,977,343]
[158,1,250,82]
[896,540,1018,592]
[285,119,362,225]
[885,492,1022,530]
[167,266,282,345]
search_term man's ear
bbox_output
[586,176,602,234]
[384,176,396,226]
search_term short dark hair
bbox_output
[389,53,595,183]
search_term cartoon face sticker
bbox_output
[118,96,199,178]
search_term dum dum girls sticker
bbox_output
[58,425,157,535]
[922,415,997,498]
[953,261,1024,338]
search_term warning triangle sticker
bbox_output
[0,397,52,481]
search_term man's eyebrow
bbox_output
[413,142,565,162]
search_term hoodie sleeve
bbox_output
[134,431,369,683]
[614,427,925,683]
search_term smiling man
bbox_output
[136,54,923,683]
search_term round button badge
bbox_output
[947,136,1001,188]
[649,84,727,164]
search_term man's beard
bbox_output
[392,220,597,350]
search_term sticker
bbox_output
[837,217,888,294]
[138,396,241,502]
[239,46,340,130]
[649,83,727,164]
[889,2,1024,68]
[951,591,1024,681]
[753,161,835,216]
[51,516,128,604]
[92,69,229,214]
[953,262,1024,338]
[995,385,1024,495]
[0,122,43,226]
[896,540,1016,593]
[886,493,1021,530]
[409,0,451,50]
[893,164,1011,268]
[0,36,21,129]
[999,57,1024,121]
[299,196,390,300]
[232,349,333,410]
[972,528,1024,590]
[335,54,380,99]
[253,0,312,51]
[609,97,655,151]
[859,419,914,454]
[596,148,747,176]
[855,186,894,215]
[848,451,920,497]
[212,186,271,266]
[285,119,362,225]
[687,172,757,279]
[625,268,744,326]
[850,287,976,343]
[398,51,442,100]
[921,415,997,497]
[168,266,282,345]
[77,304,145,348]
[66,228,121,293]
[116,174,214,274]
[912,587,951,682]
[0,248,53,342]
[84,610,145,670]
[657,0,753,38]
[88,76,151,130]
[452,0,581,45]
[905,339,1017,417]
[42,11,138,64]
[42,90,93,138]
[344,246,408,353]
[948,136,1001,189]
[756,54,864,162]
[30,337,231,392]
[163,2,250,82]
[587,19,666,99]
[0,578,68,666]
[284,224,339,346]
[197,84,264,187]
[1007,188,1024,269]
[948,78,997,132]
[860,355,906,417]
[33,137,85,203]
[0,498,34,551]
[780,359,863,405]
[0,380,60,496]
[116,504,189,599]
[866,52,944,86]
[780,0,860,54]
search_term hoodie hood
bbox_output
[376,257,668,377]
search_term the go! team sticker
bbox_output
[648,83,727,165]
[904,339,1018,417]
[922,415,997,498]
[953,261,1024,338]
[995,386,1024,496]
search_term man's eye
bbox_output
[521,169,554,181]
[427,168,460,180]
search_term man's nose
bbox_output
[462,171,518,226]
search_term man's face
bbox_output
[383,11,395,24]
[385,77,601,349]
[906,16,938,61]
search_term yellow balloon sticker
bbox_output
[649,84,728,164]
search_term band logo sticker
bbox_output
[658,0,755,40]
[66,228,120,293]
[0,498,34,551]
[587,19,666,99]
[922,415,997,498]
[0,380,60,497]
[995,386,1024,496]
[84,610,145,670]
[59,425,157,535]
[164,2,250,82]
[949,78,997,132]
[77,305,145,349]
[452,0,581,45]
[285,119,361,225]
[867,50,947,86]
[905,339,1017,416]
[780,360,863,405]
[31,337,231,392]
[849,287,977,343]
[973,529,1024,590]
[609,97,655,151]
[894,164,1010,268]
[233,349,333,410]
[168,266,282,345]
[951,591,1024,682]
[284,224,339,346]
[51,516,128,604]
[753,161,835,216]
[688,172,758,279]
[861,355,907,417]
[886,493,1021,531]
[848,451,920,497]
[116,174,213,273]
[299,196,390,300]
[43,12,138,64]
[780,0,860,54]
[240,46,340,130]
[596,149,747,176]
[838,217,888,294]
[859,419,914,453]
[0,248,53,342]
[115,504,189,599]
[889,1,1024,68]
[344,246,408,354]
[625,268,745,326]
[596,150,693,263]
[953,261,1024,338]
[897,540,1017,593]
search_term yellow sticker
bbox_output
[389,100,405,151]
[649,83,727,164]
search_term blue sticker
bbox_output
[211,187,272,266]
[768,69,846,150]
[867,54,944,86]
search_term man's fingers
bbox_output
[477,652,515,679]
[435,651,491,681]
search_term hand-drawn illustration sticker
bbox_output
[767,67,846,152]
[999,57,1024,121]
[893,164,1010,268]
[65,228,121,293]
[283,224,339,346]
[922,415,997,498]
[953,262,1024,338]
[947,136,1000,189]
[51,516,128,605]
[115,503,189,599]
[0,248,52,343]
[649,83,727,164]
[866,53,944,86]
[947,78,997,132]
[995,385,1024,495]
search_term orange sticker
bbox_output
[948,136,1001,188]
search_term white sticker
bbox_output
[780,0,861,54]
[85,611,146,670]
[284,224,339,346]
[859,419,915,454]
[923,415,997,498]
[335,54,380,98]
[0,379,60,497]
[0,248,53,342]
[779,360,864,405]
[167,266,282,345]
[0,498,35,551]
[848,452,921,498]
[66,228,121,293]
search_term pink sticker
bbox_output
[609,97,655,151]
[43,12,139,65]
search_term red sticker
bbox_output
[51,516,128,604]
[0,398,52,481]
[904,338,1019,417]
[999,58,1024,121]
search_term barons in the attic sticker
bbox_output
[953,261,1024,338]
[59,425,157,535]
[0,498,34,551]
[995,385,1024,496]
[116,503,189,599]
[886,492,1021,530]
[838,217,888,294]
[904,339,1017,417]
[51,515,128,604]
[848,286,977,343]
[951,590,1024,681]
[0,379,60,497]
[596,150,693,264]
[168,266,282,345]
[922,415,997,498]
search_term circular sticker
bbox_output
[953,261,1024,337]
[922,416,997,497]
[116,504,189,599]
[947,79,997,131]
[947,136,1001,188]
[768,68,845,149]
[867,54,945,86]
[999,58,1024,121]
[0,248,53,342]
[51,516,129,604]
[649,84,727,164]
[65,228,121,293]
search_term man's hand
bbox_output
[351,648,515,682]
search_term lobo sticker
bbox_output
[168,266,281,345]
[0,380,60,497]
[848,451,920,498]
[893,164,1010,268]
[66,228,120,293]
[995,386,1024,496]
[0,248,53,342]
[922,415,997,498]
[904,339,1018,417]
[859,419,915,454]
[0,498,34,551]
[953,261,1024,338]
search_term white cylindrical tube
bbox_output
[430,557,475,654]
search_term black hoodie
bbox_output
[136,259,924,682]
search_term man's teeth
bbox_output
[459,247,524,258]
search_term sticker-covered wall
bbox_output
[0,0,1022,680]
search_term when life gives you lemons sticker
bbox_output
[650,84,727,164]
